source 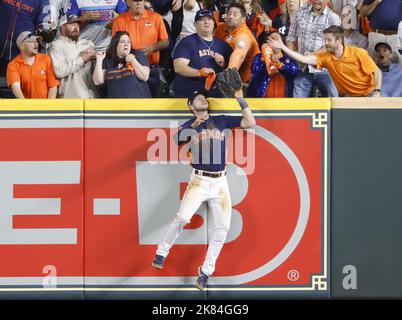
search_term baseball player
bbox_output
[151,71,256,290]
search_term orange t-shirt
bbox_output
[112,10,168,66]
[6,53,59,99]
[214,22,260,82]
[360,17,372,36]
[249,12,265,39]
[213,11,220,25]
[265,75,286,98]
[316,45,377,97]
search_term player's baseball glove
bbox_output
[215,68,243,97]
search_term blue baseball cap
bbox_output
[374,42,392,52]
[59,13,82,27]
[195,9,214,22]
[187,90,209,106]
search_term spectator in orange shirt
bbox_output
[6,31,59,99]
[268,25,382,97]
[214,2,260,83]
[112,0,169,66]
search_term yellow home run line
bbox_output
[0,98,331,111]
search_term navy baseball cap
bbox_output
[195,9,214,21]
[59,13,82,27]
[374,42,392,52]
[187,90,209,106]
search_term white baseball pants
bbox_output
[156,171,232,276]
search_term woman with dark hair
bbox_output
[93,31,151,98]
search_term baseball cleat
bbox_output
[152,254,165,269]
[195,266,209,290]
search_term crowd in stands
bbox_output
[0,0,401,99]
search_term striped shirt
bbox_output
[286,5,341,55]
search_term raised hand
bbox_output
[80,48,96,62]
[191,114,209,128]
[95,51,106,61]
[214,53,225,67]
[172,0,183,12]
[142,45,154,56]
[266,36,284,50]
[258,13,272,27]
[125,53,136,64]
[81,11,102,22]
[199,67,215,77]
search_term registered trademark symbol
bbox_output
[287,270,299,281]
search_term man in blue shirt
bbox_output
[0,0,51,97]
[375,42,402,97]
[172,9,232,98]
[152,85,256,290]
[360,0,402,63]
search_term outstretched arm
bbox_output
[267,37,317,66]
[227,34,251,70]
[235,89,256,129]
[359,0,382,17]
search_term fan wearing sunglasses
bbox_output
[7,31,59,99]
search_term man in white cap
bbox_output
[49,13,98,98]
[6,31,59,99]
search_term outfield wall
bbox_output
[0,97,400,299]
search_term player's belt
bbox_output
[194,169,226,178]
